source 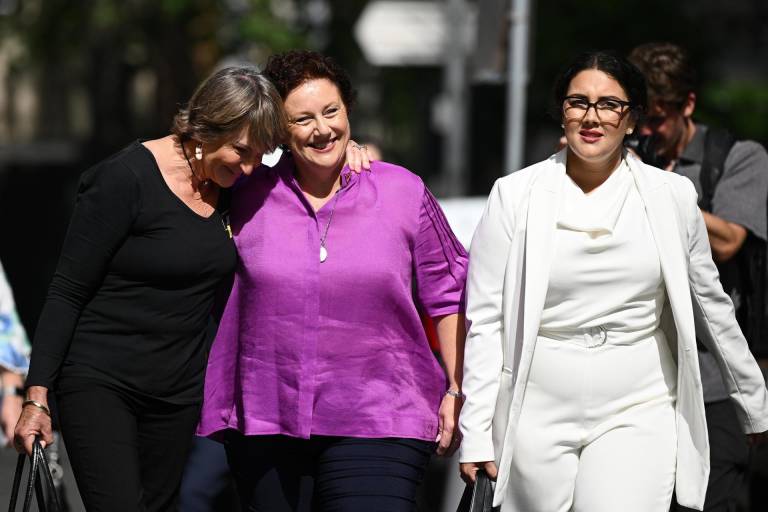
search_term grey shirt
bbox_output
[674,124,768,402]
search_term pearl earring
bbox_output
[626,128,633,135]
[195,144,203,160]
[561,124,565,129]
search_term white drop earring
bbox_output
[626,128,634,135]
[195,144,203,160]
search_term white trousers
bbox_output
[503,329,678,512]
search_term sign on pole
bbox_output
[354,1,475,66]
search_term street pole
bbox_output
[441,0,469,195]
[504,0,531,174]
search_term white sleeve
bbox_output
[685,179,768,433]
[459,179,516,462]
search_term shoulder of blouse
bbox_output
[78,148,144,202]
[368,160,423,184]
[80,143,146,188]
[366,160,428,201]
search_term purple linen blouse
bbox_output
[198,155,468,441]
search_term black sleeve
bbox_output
[25,159,141,389]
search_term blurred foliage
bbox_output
[0,0,766,174]
[528,0,768,151]
[699,82,768,142]
[0,0,304,154]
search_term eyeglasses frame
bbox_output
[562,95,634,123]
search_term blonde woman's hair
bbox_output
[172,65,288,152]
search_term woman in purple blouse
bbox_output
[198,50,468,511]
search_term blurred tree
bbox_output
[699,82,768,141]
[0,0,304,156]
[0,0,306,336]
[527,0,768,160]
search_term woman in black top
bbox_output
[13,65,368,512]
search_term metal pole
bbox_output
[505,0,531,174]
[442,0,469,195]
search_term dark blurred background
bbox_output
[0,1,767,509]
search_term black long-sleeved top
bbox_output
[26,141,236,403]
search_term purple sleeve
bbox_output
[413,186,468,317]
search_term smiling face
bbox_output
[562,69,635,169]
[202,128,263,188]
[283,78,350,175]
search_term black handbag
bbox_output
[7,437,62,512]
[456,469,499,512]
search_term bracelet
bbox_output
[22,400,51,417]
[2,385,24,397]
[445,389,465,399]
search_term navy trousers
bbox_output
[224,433,434,512]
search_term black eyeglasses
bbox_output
[563,96,632,122]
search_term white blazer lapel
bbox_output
[627,156,695,344]
[522,153,565,346]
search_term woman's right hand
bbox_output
[13,385,54,455]
[460,461,498,484]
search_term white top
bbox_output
[539,161,666,345]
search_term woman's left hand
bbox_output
[345,140,372,173]
[435,392,462,456]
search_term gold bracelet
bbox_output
[22,400,51,417]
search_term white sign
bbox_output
[354,1,475,66]
[438,196,487,249]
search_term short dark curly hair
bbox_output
[263,50,356,112]
[551,50,647,123]
[628,42,697,108]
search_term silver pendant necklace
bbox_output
[319,191,341,263]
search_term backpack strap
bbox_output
[699,127,736,211]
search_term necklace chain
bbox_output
[180,139,231,238]
[319,190,341,256]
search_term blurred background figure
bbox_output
[629,41,768,512]
[0,258,29,446]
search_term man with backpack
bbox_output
[630,42,768,512]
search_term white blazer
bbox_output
[458,149,768,510]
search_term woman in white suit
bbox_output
[458,50,768,512]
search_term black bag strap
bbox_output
[457,469,499,512]
[699,127,736,212]
[8,450,29,511]
[7,438,62,512]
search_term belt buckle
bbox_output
[584,326,607,348]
